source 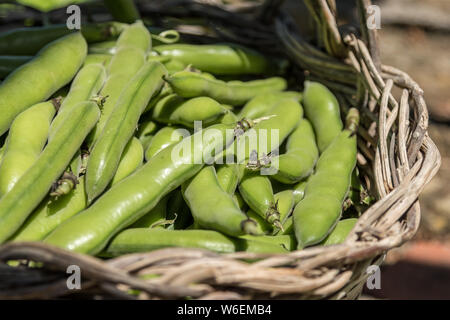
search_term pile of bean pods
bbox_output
[0,20,366,257]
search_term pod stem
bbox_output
[51,96,63,112]
[50,171,78,197]
[265,203,283,231]
[246,151,272,171]
[345,108,360,135]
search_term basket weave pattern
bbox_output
[0,0,441,299]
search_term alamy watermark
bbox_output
[66,264,81,290]
[366,5,381,30]
[66,5,81,30]
[366,265,381,290]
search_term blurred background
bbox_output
[0,0,448,299]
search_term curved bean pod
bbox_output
[320,218,357,246]
[136,120,158,152]
[83,54,112,66]
[86,61,166,202]
[153,43,275,75]
[110,137,144,186]
[182,166,257,236]
[49,63,106,138]
[152,94,229,128]
[165,70,287,106]
[44,121,252,254]
[303,81,343,152]
[238,91,301,120]
[145,126,187,161]
[131,195,169,228]
[293,109,358,249]
[0,101,100,243]
[0,100,57,196]
[271,118,319,184]
[216,163,244,194]
[0,32,87,136]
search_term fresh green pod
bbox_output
[278,216,294,235]
[216,163,244,194]
[0,100,57,196]
[166,70,287,106]
[247,209,272,235]
[0,22,125,56]
[88,41,117,54]
[0,101,100,243]
[151,94,229,128]
[166,189,192,230]
[239,171,281,228]
[11,175,87,242]
[44,121,252,254]
[144,82,173,113]
[238,91,302,120]
[163,59,186,74]
[88,21,151,144]
[229,99,303,162]
[292,179,308,204]
[320,218,357,246]
[145,126,187,161]
[303,81,343,152]
[274,190,295,224]
[0,55,32,79]
[293,109,359,249]
[271,119,319,184]
[239,234,296,251]
[104,0,141,24]
[103,228,288,257]
[233,192,247,211]
[49,63,106,138]
[136,120,158,152]
[0,32,87,136]
[83,54,112,66]
[131,196,169,228]
[86,61,166,202]
[104,228,237,255]
[183,166,257,236]
[110,137,144,186]
[154,43,275,75]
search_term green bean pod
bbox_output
[145,126,187,160]
[303,81,343,152]
[238,91,302,120]
[183,166,257,236]
[88,21,151,144]
[110,137,144,186]
[136,120,158,152]
[86,61,166,202]
[0,32,87,136]
[229,99,303,162]
[151,94,229,128]
[233,192,247,211]
[274,190,295,224]
[293,109,359,249]
[0,100,57,196]
[0,55,32,79]
[166,70,287,106]
[103,228,288,256]
[49,63,106,138]
[153,43,275,75]
[239,171,281,228]
[0,22,125,56]
[83,54,112,66]
[88,41,117,55]
[239,234,296,251]
[292,179,308,204]
[44,121,252,254]
[0,101,100,243]
[320,218,357,246]
[271,119,319,184]
[11,175,87,242]
[216,163,244,194]
[131,196,169,228]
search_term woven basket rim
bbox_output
[0,0,442,300]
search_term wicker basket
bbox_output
[0,0,441,300]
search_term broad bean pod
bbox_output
[303,81,343,152]
[182,166,257,236]
[145,126,187,161]
[238,91,301,120]
[293,109,359,249]
[0,101,100,243]
[320,218,357,246]
[165,70,287,106]
[0,100,57,196]
[86,61,166,202]
[0,33,87,136]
